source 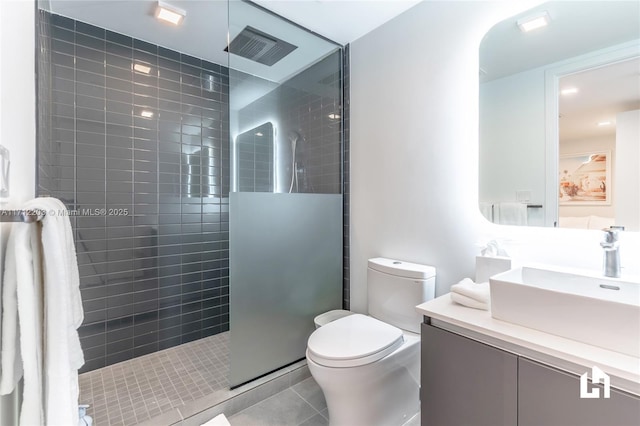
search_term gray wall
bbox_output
[38,12,230,372]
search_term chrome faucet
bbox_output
[600,228,621,278]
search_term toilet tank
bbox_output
[367,258,436,333]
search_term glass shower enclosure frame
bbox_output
[227,0,344,387]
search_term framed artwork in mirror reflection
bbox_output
[559,151,611,205]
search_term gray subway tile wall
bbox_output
[39,12,230,372]
[236,52,343,195]
[38,11,349,372]
[37,9,54,197]
[342,45,350,310]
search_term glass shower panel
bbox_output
[229,193,342,386]
[228,1,343,386]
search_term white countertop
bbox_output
[416,294,640,396]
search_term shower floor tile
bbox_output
[79,332,230,426]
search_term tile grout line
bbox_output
[80,332,230,426]
[290,385,326,421]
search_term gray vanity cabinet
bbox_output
[518,358,640,426]
[422,322,640,426]
[421,323,518,426]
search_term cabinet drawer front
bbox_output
[421,324,518,426]
[518,358,640,426]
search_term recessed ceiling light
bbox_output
[155,1,186,26]
[517,10,551,33]
[597,121,612,127]
[328,113,340,120]
[255,132,263,137]
[133,63,152,74]
[561,87,578,95]
[140,110,154,118]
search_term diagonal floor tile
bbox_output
[298,413,329,426]
[229,389,318,426]
[291,377,327,412]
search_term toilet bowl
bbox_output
[306,258,436,426]
[313,309,353,329]
[307,314,420,426]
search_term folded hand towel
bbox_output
[450,278,490,310]
[451,292,489,310]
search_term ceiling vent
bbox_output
[226,26,297,66]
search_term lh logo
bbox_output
[580,366,610,399]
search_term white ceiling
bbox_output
[47,0,340,84]
[251,0,422,45]
[47,0,421,81]
[559,58,640,141]
[480,1,640,143]
[46,0,421,110]
[480,1,640,83]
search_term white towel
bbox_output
[0,222,23,395]
[450,278,490,311]
[0,197,84,426]
[1,217,45,425]
[479,202,493,222]
[201,413,231,426]
[40,197,84,426]
[496,202,527,226]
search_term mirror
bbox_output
[234,122,274,192]
[479,1,640,230]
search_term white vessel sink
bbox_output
[490,267,640,357]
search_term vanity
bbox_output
[416,276,640,426]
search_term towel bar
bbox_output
[0,209,46,223]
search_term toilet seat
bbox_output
[307,314,404,368]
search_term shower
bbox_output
[288,130,313,193]
[35,0,344,423]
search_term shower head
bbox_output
[288,130,305,143]
[289,131,298,151]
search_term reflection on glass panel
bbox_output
[229,1,342,195]
[236,122,274,192]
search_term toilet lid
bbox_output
[307,314,404,368]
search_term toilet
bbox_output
[307,258,436,426]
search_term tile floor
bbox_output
[80,331,421,426]
[79,332,230,426]
[229,377,328,426]
[227,377,421,426]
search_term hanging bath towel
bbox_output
[0,197,84,426]
[1,220,45,425]
[496,202,528,226]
